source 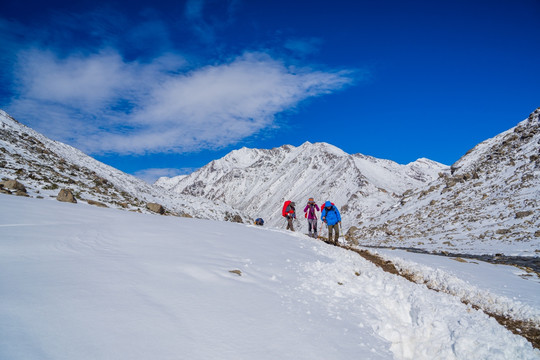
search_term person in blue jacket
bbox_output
[321,201,341,245]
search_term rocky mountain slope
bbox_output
[0,110,248,222]
[4,105,537,257]
[350,108,540,256]
[155,142,447,228]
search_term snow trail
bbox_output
[295,241,538,359]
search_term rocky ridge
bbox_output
[350,108,540,255]
[0,110,248,222]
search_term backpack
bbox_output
[322,202,336,216]
[254,218,264,225]
[282,200,291,217]
[305,203,318,218]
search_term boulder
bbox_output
[224,212,243,223]
[515,211,533,219]
[147,202,165,214]
[57,189,77,203]
[231,214,243,223]
[87,199,108,208]
[1,179,27,193]
[15,190,29,197]
[345,226,359,246]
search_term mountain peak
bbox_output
[407,157,448,168]
[158,141,444,227]
[527,107,540,122]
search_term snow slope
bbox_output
[0,109,248,222]
[1,195,538,359]
[155,142,447,228]
[351,108,540,256]
[373,248,540,323]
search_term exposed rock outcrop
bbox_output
[87,199,108,208]
[1,179,27,193]
[146,202,165,215]
[57,189,77,203]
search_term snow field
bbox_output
[295,242,538,359]
[372,249,540,323]
[0,195,539,359]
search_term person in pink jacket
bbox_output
[304,198,320,238]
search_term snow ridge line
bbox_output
[332,243,540,350]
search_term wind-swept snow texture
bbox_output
[1,195,538,359]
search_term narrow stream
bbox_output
[357,245,540,274]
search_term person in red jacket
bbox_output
[303,198,320,238]
[283,201,296,231]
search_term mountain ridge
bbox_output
[156,140,448,228]
[0,109,248,222]
[349,108,540,255]
[3,107,538,256]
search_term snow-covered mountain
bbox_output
[155,142,447,228]
[350,108,540,256]
[3,104,537,257]
[0,110,248,222]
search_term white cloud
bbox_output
[133,167,197,184]
[7,49,357,155]
[15,49,131,108]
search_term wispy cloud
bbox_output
[2,9,361,157]
[7,48,357,155]
[134,167,198,184]
[284,37,324,57]
[184,0,214,43]
[184,0,239,44]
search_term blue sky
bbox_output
[1,0,539,183]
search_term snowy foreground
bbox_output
[1,196,539,360]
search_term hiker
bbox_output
[303,198,320,238]
[282,201,296,231]
[321,201,341,245]
[254,218,264,226]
